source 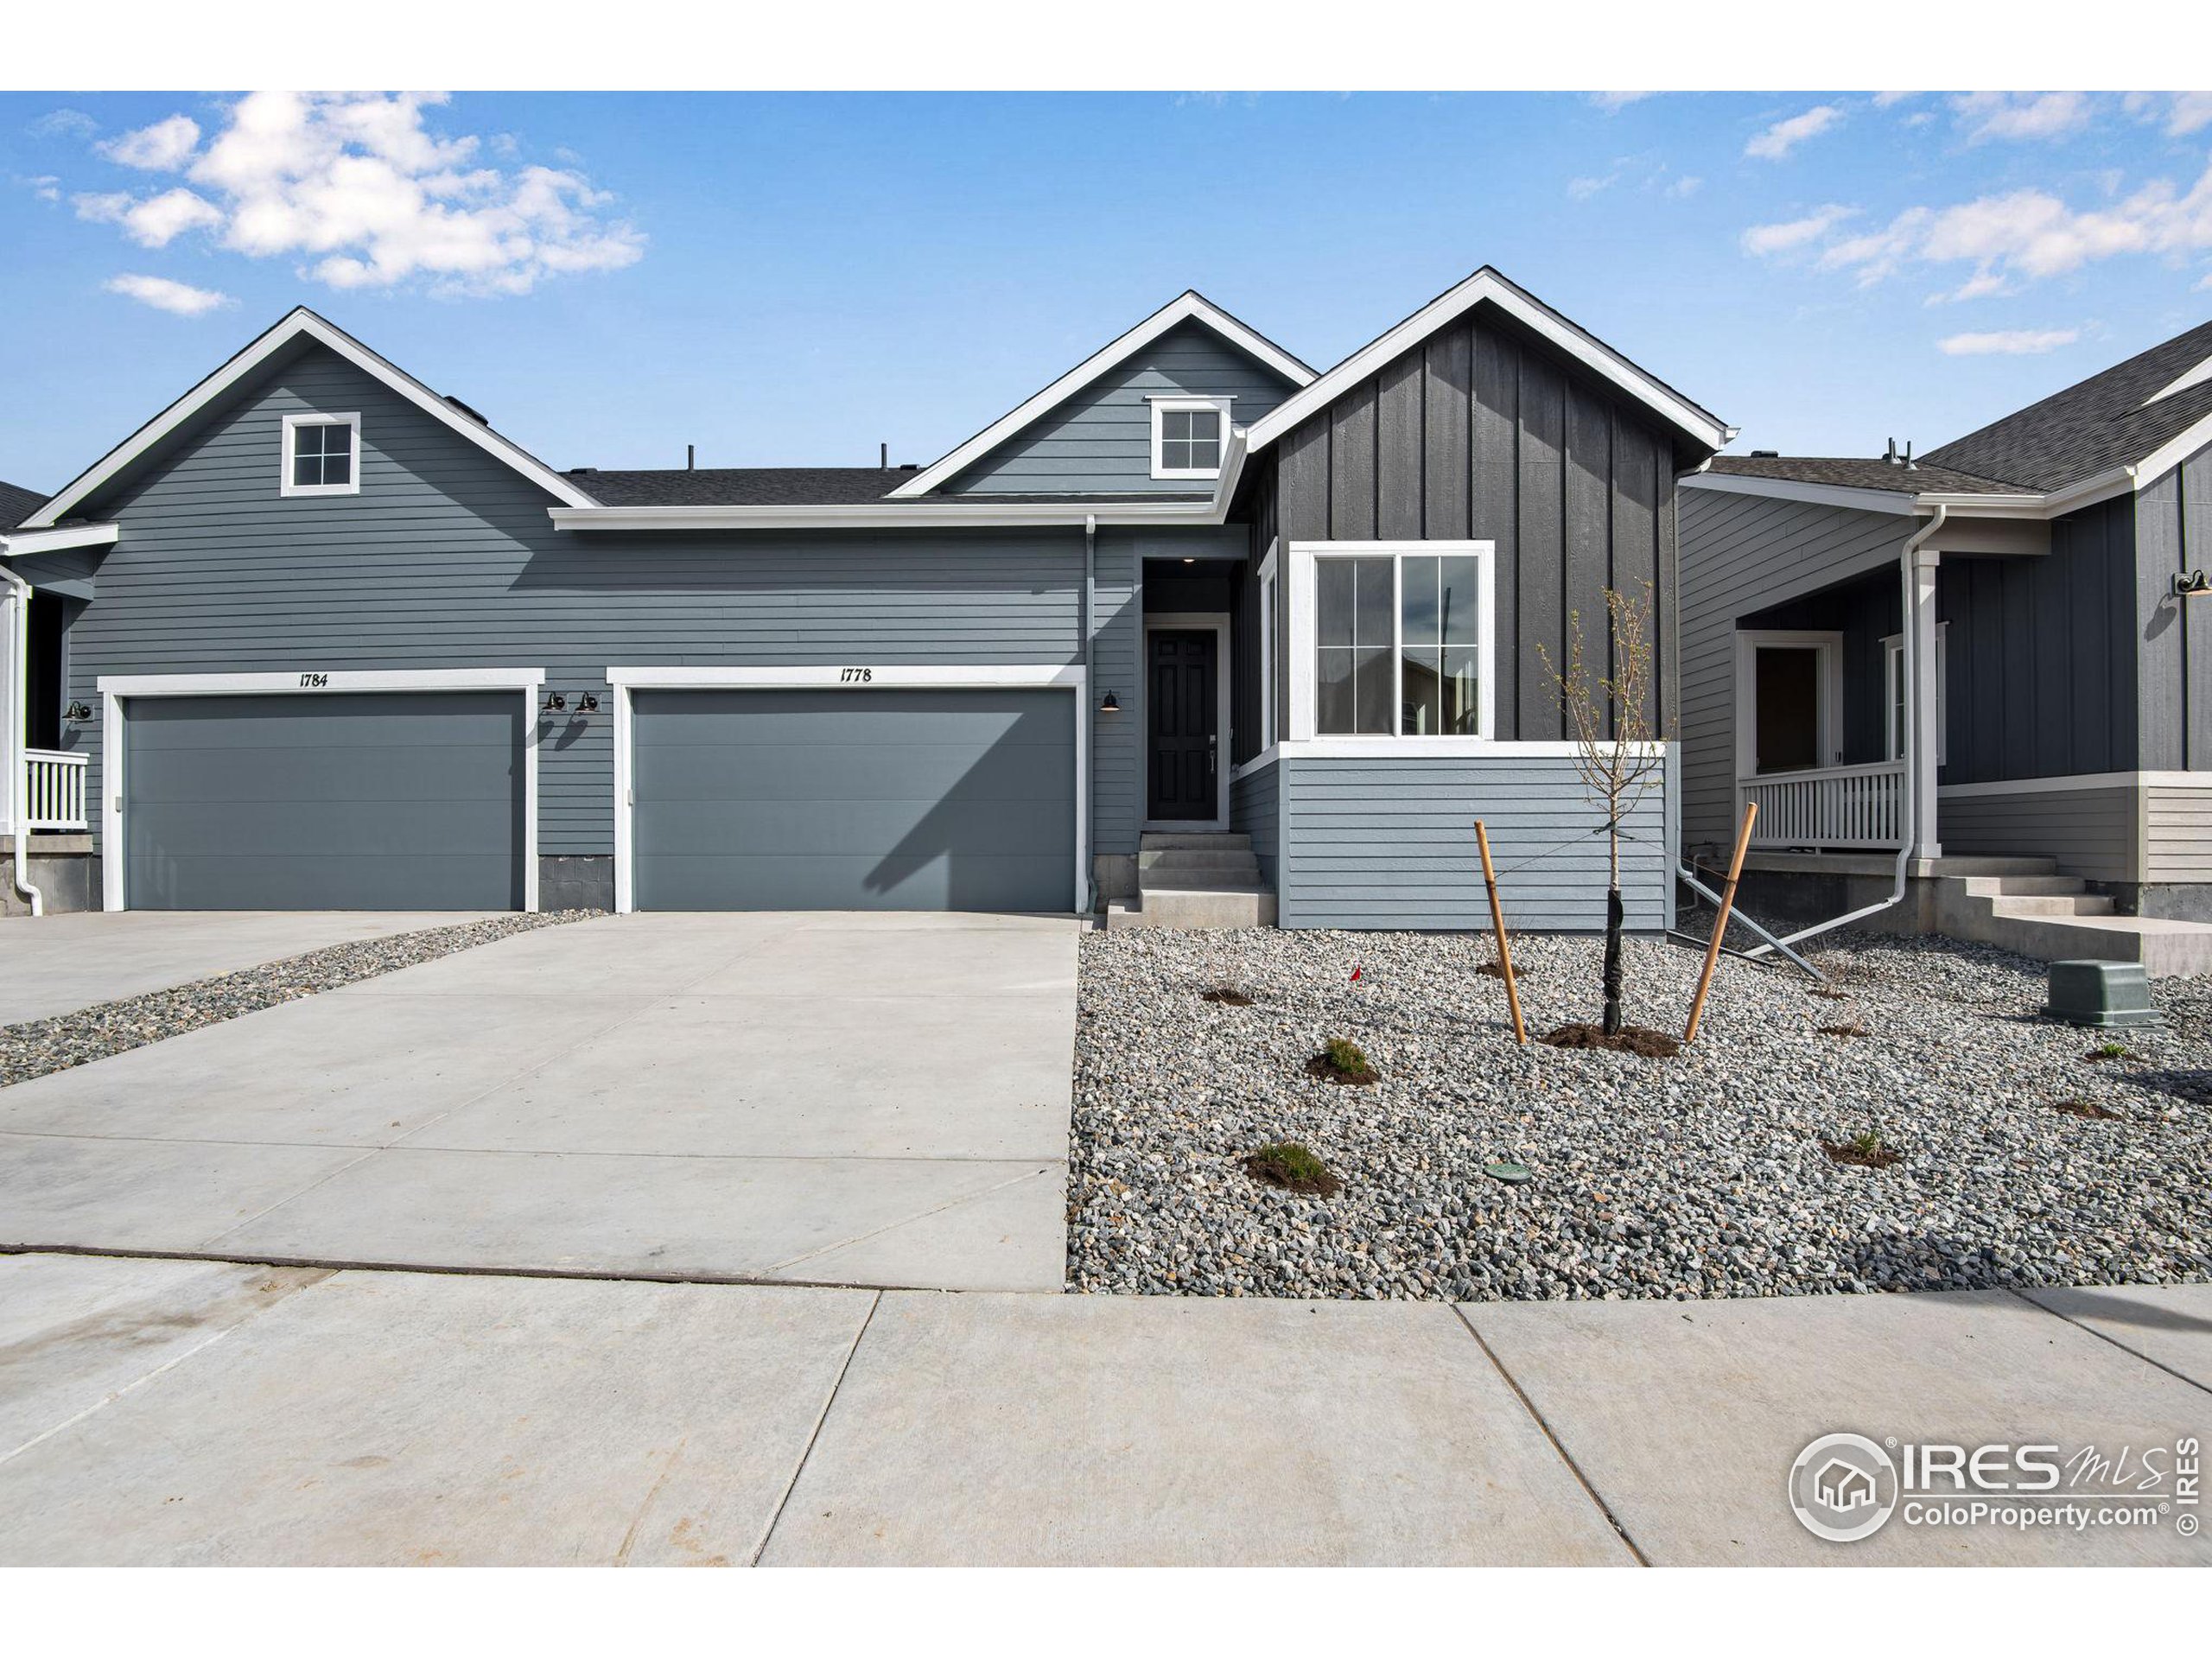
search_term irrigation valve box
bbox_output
[2044,959,2159,1029]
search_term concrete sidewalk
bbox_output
[2,1253,2204,1567]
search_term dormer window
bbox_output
[1150,396,1230,480]
[282,412,360,497]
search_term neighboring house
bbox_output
[1679,319,2212,973]
[1,269,1728,925]
[2,475,95,914]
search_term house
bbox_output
[1813,1458,1878,1514]
[1,268,1729,926]
[1679,319,2212,974]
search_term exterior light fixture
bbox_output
[2176,568,2211,598]
[541,691,568,714]
[1101,691,1121,713]
[63,701,92,724]
[575,692,600,714]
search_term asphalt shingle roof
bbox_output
[1922,319,2212,491]
[0,478,48,529]
[568,467,917,506]
[1704,455,2035,495]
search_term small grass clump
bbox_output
[1821,1129,1902,1170]
[1306,1036,1379,1086]
[1243,1141,1341,1198]
[1199,987,1255,1007]
[2051,1098,2124,1121]
[2086,1041,2132,1063]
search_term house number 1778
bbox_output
[839,667,874,683]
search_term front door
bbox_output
[1147,629,1217,821]
[1752,644,1826,773]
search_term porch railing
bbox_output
[1739,759,1904,850]
[21,749,90,832]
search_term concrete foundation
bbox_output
[0,836,99,916]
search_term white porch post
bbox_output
[0,577,19,839]
[1909,544,1942,861]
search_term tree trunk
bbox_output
[1602,885,1625,1036]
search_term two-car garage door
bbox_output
[629,687,1075,912]
[123,691,526,911]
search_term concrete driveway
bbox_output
[0,912,1077,1291]
[0,910,495,1027]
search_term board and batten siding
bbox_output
[1269,307,1678,747]
[942,320,1299,497]
[56,340,1205,895]
[1275,754,1669,931]
[1676,488,1910,854]
[2138,437,2212,772]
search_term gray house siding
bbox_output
[2138,440,2212,772]
[1676,488,1909,854]
[57,340,1230,906]
[1229,757,1279,887]
[942,321,1299,497]
[1939,784,2137,883]
[1275,754,1668,931]
[1937,493,2136,785]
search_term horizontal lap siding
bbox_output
[60,342,1185,864]
[1677,489,1909,854]
[1278,754,1669,931]
[1938,786,2138,882]
[2146,785,2212,882]
[943,321,1297,496]
[1230,757,1280,886]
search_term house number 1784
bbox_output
[298,672,330,688]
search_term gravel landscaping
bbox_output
[1068,926,2212,1301]
[0,912,597,1090]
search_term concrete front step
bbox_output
[1141,832,1250,852]
[1923,855,2058,877]
[1929,874,2212,977]
[1959,874,2092,897]
[1138,849,1262,873]
[1990,894,2118,918]
[1109,887,1277,930]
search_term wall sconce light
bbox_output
[575,692,600,715]
[63,701,92,725]
[541,691,568,714]
[1101,691,1121,713]
[2176,568,2211,598]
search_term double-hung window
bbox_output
[1257,541,1279,749]
[1882,623,1948,765]
[1310,543,1491,738]
[1150,397,1230,480]
[282,412,360,497]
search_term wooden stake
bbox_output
[1684,800,1758,1045]
[1475,819,1527,1045]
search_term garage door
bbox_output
[123,691,526,910]
[631,687,1075,912]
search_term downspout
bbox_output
[1083,513,1098,916]
[0,551,43,916]
[1742,503,1947,959]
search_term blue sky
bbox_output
[3,89,2209,493]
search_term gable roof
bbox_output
[1923,317,2212,492]
[0,478,47,530]
[886,290,1314,499]
[1244,266,1732,458]
[22,308,596,529]
[1704,455,2035,496]
[571,467,916,507]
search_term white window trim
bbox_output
[1732,630,1844,778]
[1149,396,1232,481]
[603,664,1088,917]
[280,411,361,498]
[94,667,545,914]
[1256,538,1279,752]
[1286,540,1497,744]
[1139,613,1232,832]
[1881,623,1948,766]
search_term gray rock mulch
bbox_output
[1068,926,2212,1302]
[0,912,598,1090]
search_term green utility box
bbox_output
[2044,959,2159,1028]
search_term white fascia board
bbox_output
[1246,268,1732,456]
[1906,491,2054,519]
[98,667,544,696]
[1280,738,1669,760]
[885,291,1314,500]
[2143,355,2212,406]
[607,664,1084,690]
[548,499,1229,531]
[28,308,594,528]
[1680,470,1919,517]
[2130,408,2212,493]
[0,522,122,556]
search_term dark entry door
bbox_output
[1147,629,1217,820]
[1753,645,1824,773]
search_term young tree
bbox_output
[1538,583,1665,1038]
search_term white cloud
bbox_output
[1952,92,2093,144]
[1872,92,1919,109]
[1740,204,1856,257]
[1588,92,1656,111]
[2164,92,2212,137]
[60,92,644,299]
[102,273,234,316]
[1937,328,2080,356]
[1744,159,2212,293]
[1927,269,2012,303]
[1745,105,1843,161]
[1567,172,1617,200]
[1666,175,1703,199]
[30,108,96,139]
[99,114,201,170]
[76,186,223,247]
[23,175,60,202]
